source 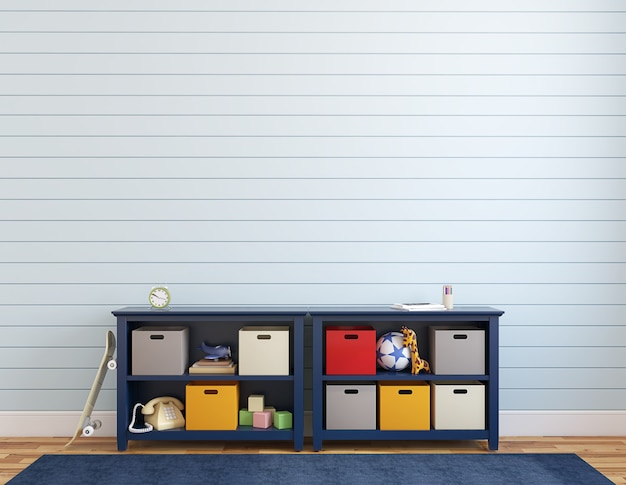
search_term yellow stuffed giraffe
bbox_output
[401,326,431,375]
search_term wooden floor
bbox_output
[1,436,624,484]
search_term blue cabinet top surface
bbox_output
[112,305,503,317]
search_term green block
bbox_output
[274,410,293,430]
[239,408,253,426]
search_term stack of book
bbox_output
[390,302,447,311]
[189,357,237,375]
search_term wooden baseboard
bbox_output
[1,411,625,437]
[500,411,626,436]
[0,411,117,437]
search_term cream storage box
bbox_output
[238,326,290,375]
[431,381,485,430]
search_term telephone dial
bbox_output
[128,396,185,433]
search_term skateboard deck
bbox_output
[66,330,116,447]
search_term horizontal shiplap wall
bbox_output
[1,1,625,424]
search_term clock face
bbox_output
[149,287,170,308]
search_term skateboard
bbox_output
[66,330,117,447]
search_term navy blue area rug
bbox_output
[8,453,612,485]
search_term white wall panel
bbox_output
[1,242,624,263]
[0,369,115,390]
[2,75,626,96]
[495,305,625,326]
[2,54,626,75]
[4,33,626,55]
[3,136,625,158]
[3,96,626,116]
[2,178,626,199]
[0,306,117,326]
[1,0,624,9]
[2,115,625,136]
[1,221,625,243]
[501,368,626,389]
[0,11,624,33]
[501,347,626,368]
[2,262,626,284]
[0,390,115,412]
[0,348,118,368]
[501,326,626,347]
[0,2,624,424]
[2,199,624,221]
[1,158,624,178]
[0,326,112,347]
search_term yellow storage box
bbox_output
[185,381,239,430]
[378,381,430,430]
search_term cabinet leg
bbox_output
[117,438,128,451]
[488,437,499,451]
[313,438,323,452]
[294,436,304,452]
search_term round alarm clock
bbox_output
[148,286,171,309]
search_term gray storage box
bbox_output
[131,326,189,375]
[326,383,376,430]
[429,326,485,375]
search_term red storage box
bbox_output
[325,326,376,375]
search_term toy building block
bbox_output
[253,411,273,429]
[248,394,265,412]
[274,410,293,430]
[239,408,253,426]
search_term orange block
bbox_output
[378,381,430,430]
[185,381,239,430]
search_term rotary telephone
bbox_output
[128,396,185,433]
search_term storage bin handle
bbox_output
[149,335,165,340]
[257,335,272,340]
[204,389,218,395]
[398,389,413,395]
[453,334,468,340]
[344,389,359,395]
[453,389,468,394]
[344,334,359,340]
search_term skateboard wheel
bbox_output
[82,425,95,437]
[92,420,102,430]
[107,360,117,370]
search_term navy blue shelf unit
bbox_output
[310,306,504,451]
[112,306,308,451]
[114,305,503,452]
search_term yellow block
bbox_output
[185,381,240,430]
[378,381,430,430]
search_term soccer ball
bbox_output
[376,332,410,371]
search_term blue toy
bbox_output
[199,342,231,360]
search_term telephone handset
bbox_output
[128,396,185,433]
